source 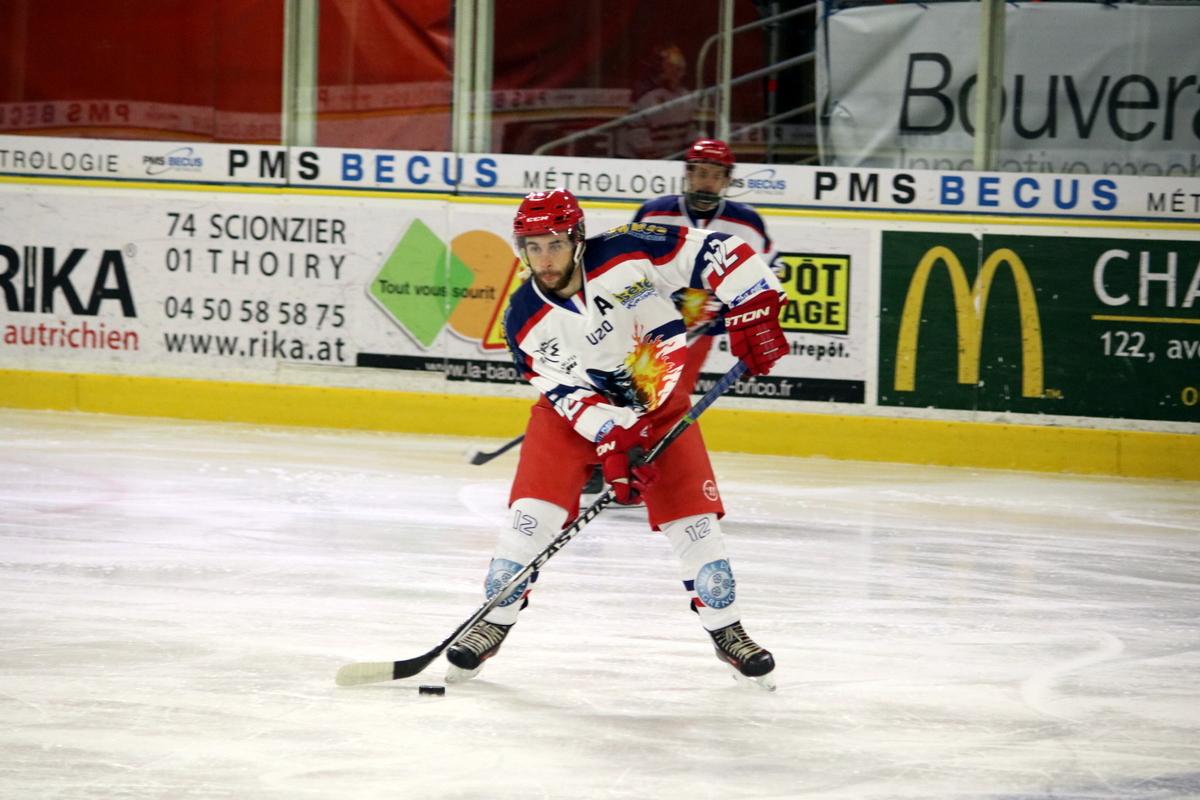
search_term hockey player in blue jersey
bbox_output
[444,188,786,690]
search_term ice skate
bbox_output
[445,620,511,683]
[709,621,776,691]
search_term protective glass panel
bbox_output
[492,0,816,164]
[0,0,284,143]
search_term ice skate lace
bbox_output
[714,623,763,661]
[458,621,508,656]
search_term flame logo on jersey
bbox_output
[673,288,722,333]
[585,327,684,411]
[624,331,684,411]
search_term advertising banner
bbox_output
[694,232,868,404]
[0,184,869,404]
[5,135,1200,223]
[878,231,1200,423]
[820,3,1200,177]
[1,187,399,382]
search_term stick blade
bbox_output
[466,449,489,465]
[391,651,440,680]
[335,661,396,687]
[335,651,440,686]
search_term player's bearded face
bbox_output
[524,233,577,294]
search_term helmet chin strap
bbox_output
[567,224,587,282]
[686,190,722,216]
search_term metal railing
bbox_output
[664,101,817,162]
[532,4,815,158]
[693,2,817,140]
[531,51,814,157]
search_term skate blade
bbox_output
[729,665,777,692]
[445,663,482,684]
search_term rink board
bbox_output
[2,368,1196,481]
[1,135,1198,480]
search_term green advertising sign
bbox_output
[879,231,1200,422]
[369,219,475,348]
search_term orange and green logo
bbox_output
[369,219,522,350]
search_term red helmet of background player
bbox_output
[684,138,734,213]
[513,189,587,269]
[685,138,735,170]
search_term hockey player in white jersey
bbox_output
[580,138,777,499]
[633,137,778,395]
[635,138,774,259]
[445,188,787,690]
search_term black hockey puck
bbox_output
[418,685,446,696]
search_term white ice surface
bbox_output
[1,408,1198,799]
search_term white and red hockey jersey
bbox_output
[633,195,775,266]
[633,195,778,335]
[503,223,783,443]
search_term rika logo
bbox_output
[894,245,1045,398]
[0,244,137,316]
[143,146,204,176]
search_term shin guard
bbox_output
[661,513,741,631]
[482,497,568,625]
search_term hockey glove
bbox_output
[726,292,786,376]
[595,421,660,505]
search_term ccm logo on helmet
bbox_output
[726,305,772,326]
[524,215,551,223]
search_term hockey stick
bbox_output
[465,434,524,466]
[335,360,749,687]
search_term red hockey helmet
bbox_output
[512,189,585,240]
[684,139,733,213]
[685,138,735,169]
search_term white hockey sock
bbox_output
[482,497,568,626]
[661,513,741,631]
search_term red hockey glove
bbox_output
[595,420,660,505]
[725,292,786,376]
